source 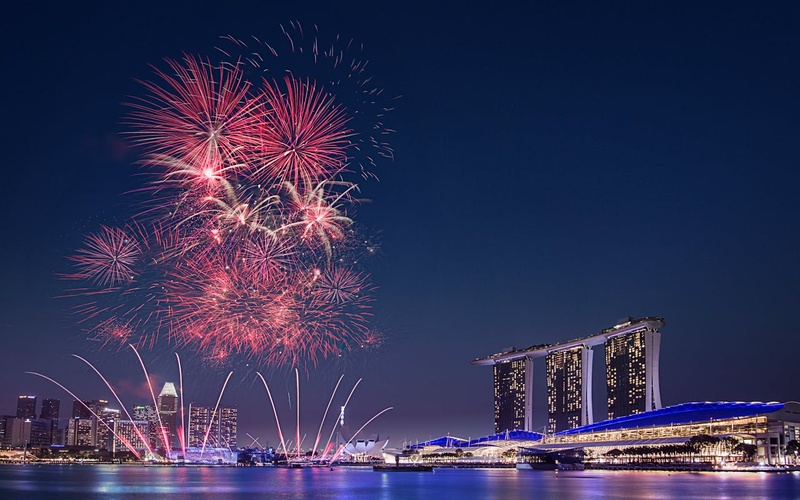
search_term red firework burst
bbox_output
[126,55,261,190]
[314,266,370,304]
[91,318,135,350]
[243,233,297,283]
[253,76,352,188]
[69,226,141,287]
[162,248,370,367]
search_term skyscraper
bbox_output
[112,419,150,454]
[96,407,120,450]
[16,396,36,419]
[157,382,179,449]
[188,404,238,450]
[188,404,211,448]
[605,319,663,419]
[473,316,665,428]
[40,399,59,420]
[219,407,238,449]
[493,357,533,433]
[133,404,159,449]
[40,398,60,445]
[546,345,594,434]
[66,400,109,447]
[65,417,95,446]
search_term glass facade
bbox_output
[157,383,179,448]
[493,358,530,433]
[219,407,238,449]
[188,404,237,449]
[546,346,593,433]
[605,327,661,420]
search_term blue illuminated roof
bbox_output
[466,430,544,446]
[555,401,785,436]
[409,430,545,449]
[409,436,469,449]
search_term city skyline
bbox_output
[2,0,799,444]
[0,384,239,453]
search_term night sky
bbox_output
[2,1,799,447]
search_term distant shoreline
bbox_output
[1,461,798,474]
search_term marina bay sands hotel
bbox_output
[471,316,664,435]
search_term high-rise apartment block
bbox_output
[188,403,238,449]
[188,404,211,448]
[112,419,150,453]
[219,407,238,449]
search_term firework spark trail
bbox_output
[295,368,301,458]
[329,406,393,463]
[25,372,144,461]
[176,353,187,459]
[201,370,234,456]
[312,374,344,457]
[256,372,289,456]
[129,344,171,451]
[322,378,362,457]
[71,354,156,457]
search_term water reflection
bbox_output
[0,466,798,499]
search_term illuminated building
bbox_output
[157,382,179,448]
[493,357,533,433]
[65,417,95,446]
[219,406,238,449]
[605,319,662,419]
[71,399,108,419]
[112,419,149,453]
[1,417,49,448]
[64,399,111,447]
[546,345,593,433]
[132,404,157,422]
[473,316,665,427]
[401,402,800,467]
[96,407,120,450]
[16,396,36,419]
[187,404,211,447]
[133,404,159,449]
[188,404,238,449]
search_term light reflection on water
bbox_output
[0,465,799,499]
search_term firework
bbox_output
[68,226,140,287]
[218,23,396,179]
[314,265,369,304]
[64,25,392,369]
[254,76,352,189]
[126,55,261,191]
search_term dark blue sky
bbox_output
[1,1,799,445]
